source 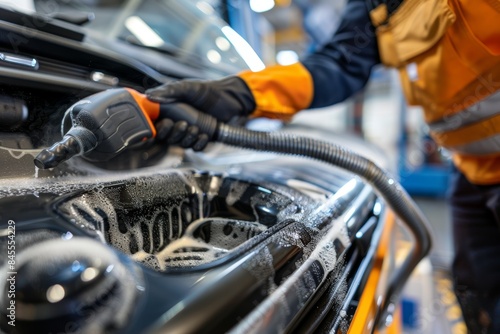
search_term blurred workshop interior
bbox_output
[216,0,462,333]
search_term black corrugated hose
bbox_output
[213,121,433,329]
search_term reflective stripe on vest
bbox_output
[428,92,500,155]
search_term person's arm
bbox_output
[146,0,380,148]
[303,0,381,108]
[235,0,380,120]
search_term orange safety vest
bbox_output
[370,0,500,184]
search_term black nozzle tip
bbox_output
[34,136,82,169]
[34,149,58,169]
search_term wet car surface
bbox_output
[1,156,382,333]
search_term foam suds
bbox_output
[127,216,268,270]
[226,181,249,206]
[0,146,40,160]
[55,173,282,271]
[228,218,352,334]
[49,169,359,285]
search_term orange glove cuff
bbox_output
[238,62,314,122]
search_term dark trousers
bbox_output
[449,170,500,333]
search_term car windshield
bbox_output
[31,0,264,77]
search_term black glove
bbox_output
[154,103,210,152]
[146,76,256,123]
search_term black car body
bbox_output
[0,3,427,333]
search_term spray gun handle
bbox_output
[103,89,219,147]
[34,87,220,169]
[76,88,160,161]
[34,88,161,169]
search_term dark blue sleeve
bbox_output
[302,0,381,108]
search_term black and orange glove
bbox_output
[146,63,314,149]
[146,76,256,123]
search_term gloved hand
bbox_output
[153,103,211,152]
[146,76,256,123]
[146,63,315,151]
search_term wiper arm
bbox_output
[0,6,85,41]
[121,35,184,57]
[50,11,95,26]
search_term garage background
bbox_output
[206,1,462,333]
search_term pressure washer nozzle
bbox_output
[34,136,82,169]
